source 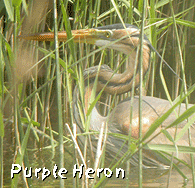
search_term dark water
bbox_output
[4,131,194,188]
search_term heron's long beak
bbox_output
[18,29,110,44]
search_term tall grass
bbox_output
[1,0,195,187]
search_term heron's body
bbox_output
[109,96,194,163]
[20,23,195,168]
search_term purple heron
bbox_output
[20,24,195,168]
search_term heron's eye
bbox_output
[105,31,112,38]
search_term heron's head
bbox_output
[19,23,151,55]
[92,24,151,54]
[70,23,151,55]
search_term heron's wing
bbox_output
[109,96,195,138]
[107,96,195,165]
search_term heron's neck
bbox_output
[89,104,107,131]
[84,45,150,95]
[84,85,106,130]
